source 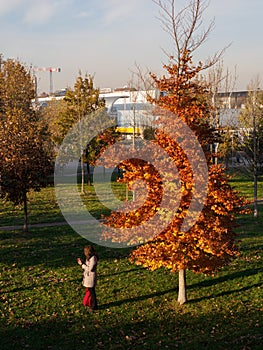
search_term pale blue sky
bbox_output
[0,0,262,93]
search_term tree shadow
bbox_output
[98,287,177,310]
[4,277,80,294]
[100,267,142,278]
[189,282,262,304]
[0,226,132,268]
[188,267,262,290]
[1,305,262,350]
[100,267,262,309]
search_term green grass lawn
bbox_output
[227,169,263,200]
[0,174,262,349]
[0,186,64,227]
[0,180,130,227]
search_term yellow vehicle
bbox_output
[116,126,141,134]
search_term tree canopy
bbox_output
[0,57,53,231]
[45,73,120,190]
[101,0,248,304]
[102,49,247,270]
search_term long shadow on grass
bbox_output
[0,227,132,268]
[100,267,142,278]
[5,277,80,294]
[99,287,177,310]
[99,281,262,310]
[188,267,262,290]
[1,308,262,350]
[189,282,262,303]
[100,267,262,309]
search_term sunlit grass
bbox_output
[0,186,63,227]
[0,214,262,349]
[0,169,262,227]
[227,168,263,199]
[0,180,130,226]
[0,172,262,349]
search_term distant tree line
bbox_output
[0,56,119,230]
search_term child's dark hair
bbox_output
[83,245,99,260]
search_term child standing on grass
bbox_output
[77,245,98,312]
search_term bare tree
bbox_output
[126,69,156,144]
[153,0,227,69]
[239,77,263,217]
[206,60,238,165]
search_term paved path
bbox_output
[0,221,68,231]
[0,219,103,231]
[1,200,262,231]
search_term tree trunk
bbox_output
[81,157,85,194]
[87,162,92,186]
[178,269,187,305]
[23,191,28,232]
[253,171,258,217]
[253,112,258,218]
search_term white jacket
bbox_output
[81,255,97,288]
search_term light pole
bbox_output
[252,93,258,217]
[132,104,136,151]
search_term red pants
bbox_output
[82,288,92,307]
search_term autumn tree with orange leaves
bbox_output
[101,0,248,304]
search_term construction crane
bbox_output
[34,67,61,95]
